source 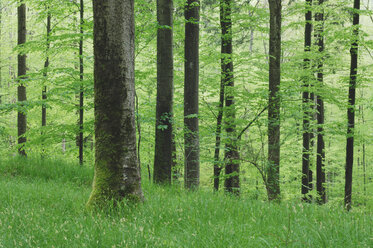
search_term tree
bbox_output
[87,0,143,207]
[302,0,312,202]
[213,66,225,191]
[154,0,174,184]
[184,0,200,189]
[78,0,84,165]
[267,0,281,201]
[221,0,239,194]
[345,0,360,211]
[41,6,51,154]
[17,0,27,156]
[315,0,326,204]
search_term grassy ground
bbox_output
[0,157,372,247]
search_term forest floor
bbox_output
[0,157,372,248]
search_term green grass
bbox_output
[0,157,372,247]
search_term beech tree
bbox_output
[17,0,27,156]
[78,0,84,165]
[221,0,240,194]
[184,0,200,189]
[41,6,50,154]
[315,0,326,204]
[87,0,143,207]
[302,0,312,202]
[154,0,174,184]
[267,0,281,201]
[345,0,360,210]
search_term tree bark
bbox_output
[17,0,27,156]
[87,0,143,208]
[301,0,312,202]
[221,0,240,195]
[154,0,174,184]
[184,0,200,189]
[345,0,360,211]
[315,0,326,204]
[78,0,84,165]
[213,68,225,191]
[41,9,51,155]
[267,0,281,201]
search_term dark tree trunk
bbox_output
[302,0,312,202]
[17,0,27,156]
[184,0,200,189]
[221,0,240,195]
[315,0,326,204]
[345,0,360,211]
[78,0,84,165]
[41,9,51,154]
[0,2,2,105]
[267,0,281,201]
[87,0,143,208]
[154,0,174,184]
[213,75,225,191]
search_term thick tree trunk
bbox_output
[345,0,360,211]
[221,0,240,195]
[184,0,200,189]
[301,0,312,202]
[267,0,281,201]
[87,0,143,207]
[78,0,84,165]
[315,0,326,204]
[154,0,174,184]
[17,0,27,156]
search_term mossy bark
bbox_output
[87,0,143,209]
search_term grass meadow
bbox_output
[0,157,372,247]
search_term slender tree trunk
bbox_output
[220,0,240,195]
[267,0,281,201]
[315,0,326,204]
[0,2,2,105]
[78,0,84,165]
[41,9,51,154]
[213,76,225,191]
[154,0,174,184]
[184,0,200,189]
[87,0,143,208]
[302,0,312,202]
[345,0,360,211]
[17,0,27,156]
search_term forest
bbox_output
[1,0,373,246]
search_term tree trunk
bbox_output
[213,74,225,191]
[78,0,84,165]
[267,0,281,201]
[184,0,200,189]
[41,9,51,155]
[345,0,360,211]
[301,0,312,202]
[315,0,326,204]
[154,0,174,184]
[221,0,240,195]
[17,0,27,156]
[87,0,143,208]
[0,2,2,105]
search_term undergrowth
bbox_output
[0,157,372,247]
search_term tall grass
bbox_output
[0,157,372,247]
